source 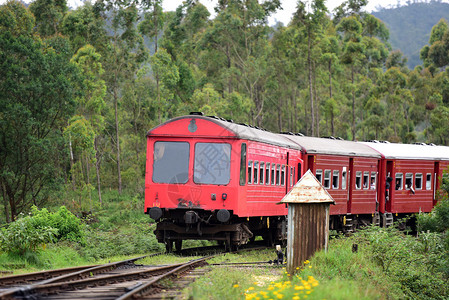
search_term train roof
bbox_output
[361,142,449,161]
[147,115,303,150]
[282,135,382,158]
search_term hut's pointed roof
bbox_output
[280,170,335,204]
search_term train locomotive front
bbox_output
[145,114,302,251]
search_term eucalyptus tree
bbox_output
[98,0,147,194]
[291,0,327,137]
[0,1,78,221]
[29,0,68,37]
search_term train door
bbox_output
[307,155,315,173]
[434,161,440,206]
[347,158,354,213]
[386,160,394,212]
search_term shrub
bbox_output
[0,216,57,254]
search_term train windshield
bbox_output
[153,141,190,183]
[194,143,231,185]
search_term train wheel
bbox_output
[165,241,173,253]
[175,240,182,252]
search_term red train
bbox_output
[145,113,449,251]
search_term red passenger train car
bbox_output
[145,113,449,250]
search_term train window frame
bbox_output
[239,143,247,186]
[332,170,339,189]
[316,169,323,184]
[415,173,423,190]
[247,161,253,184]
[363,171,369,189]
[342,169,347,190]
[355,171,362,190]
[254,161,259,184]
[276,164,281,185]
[426,173,432,190]
[266,163,271,185]
[271,164,276,185]
[193,142,231,185]
[259,162,265,185]
[370,172,377,190]
[281,165,286,186]
[405,173,413,190]
[324,169,331,189]
[395,173,403,190]
[153,141,190,184]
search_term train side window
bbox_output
[271,164,275,185]
[290,167,294,187]
[355,171,362,189]
[415,173,423,190]
[342,169,347,189]
[281,165,286,186]
[276,164,281,185]
[332,170,339,189]
[247,161,253,184]
[239,143,247,186]
[324,170,331,189]
[316,169,323,184]
[405,173,413,190]
[259,162,265,185]
[297,163,302,181]
[254,161,259,184]
[395,173,403,190]
[426,173,432,190]
[370,172,376,190]
[266,163,271,185]
[363,171,369,189]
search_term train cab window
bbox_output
[271,165,276,185]
[415,173,423,190]
[153,141,190,184]
[342,169,347,190]
[324,170,331,189]
[240,143,247,186]
[194,143,231,185]
[370,172,377,190]
[395,173,403,190]
[332,170,339,189]
[247,161,253,184]
[316,169,323,184]
[281,165,286,186]
[266,163,271,185]
[259,162,265,185]
[363,172,369,189]
[355,171,362,189]
[276,164,281,185]
[426,173,432,190]
[254,161,259,184]
[405,173,413,190]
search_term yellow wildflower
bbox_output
[233,284,239,288]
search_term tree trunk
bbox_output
[351,64,356,141]
[114,87,122,194]
[308,26,315,136]
[329,60,334,136]
[94,137,102,204]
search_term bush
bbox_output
[0,216,57,254]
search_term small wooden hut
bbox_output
[280,170,335,275]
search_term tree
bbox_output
[0,29,78,221]
[29,0,68,37]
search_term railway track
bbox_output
[0,244,269,300]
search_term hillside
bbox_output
[373,1,449,69]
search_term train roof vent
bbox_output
[365,140,380,143]
[322,136,336,140]
[380,140,390,144]
[295,133,305,136]
[190,112,204,116]
[428,143,436,146]
[207,115,219,119]
[226,119,234,123]
[413,142,427,146]
[281,131,295,135]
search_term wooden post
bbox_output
[280,170,334,275]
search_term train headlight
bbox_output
[149,207,163,221]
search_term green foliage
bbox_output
[0,214,58,255]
